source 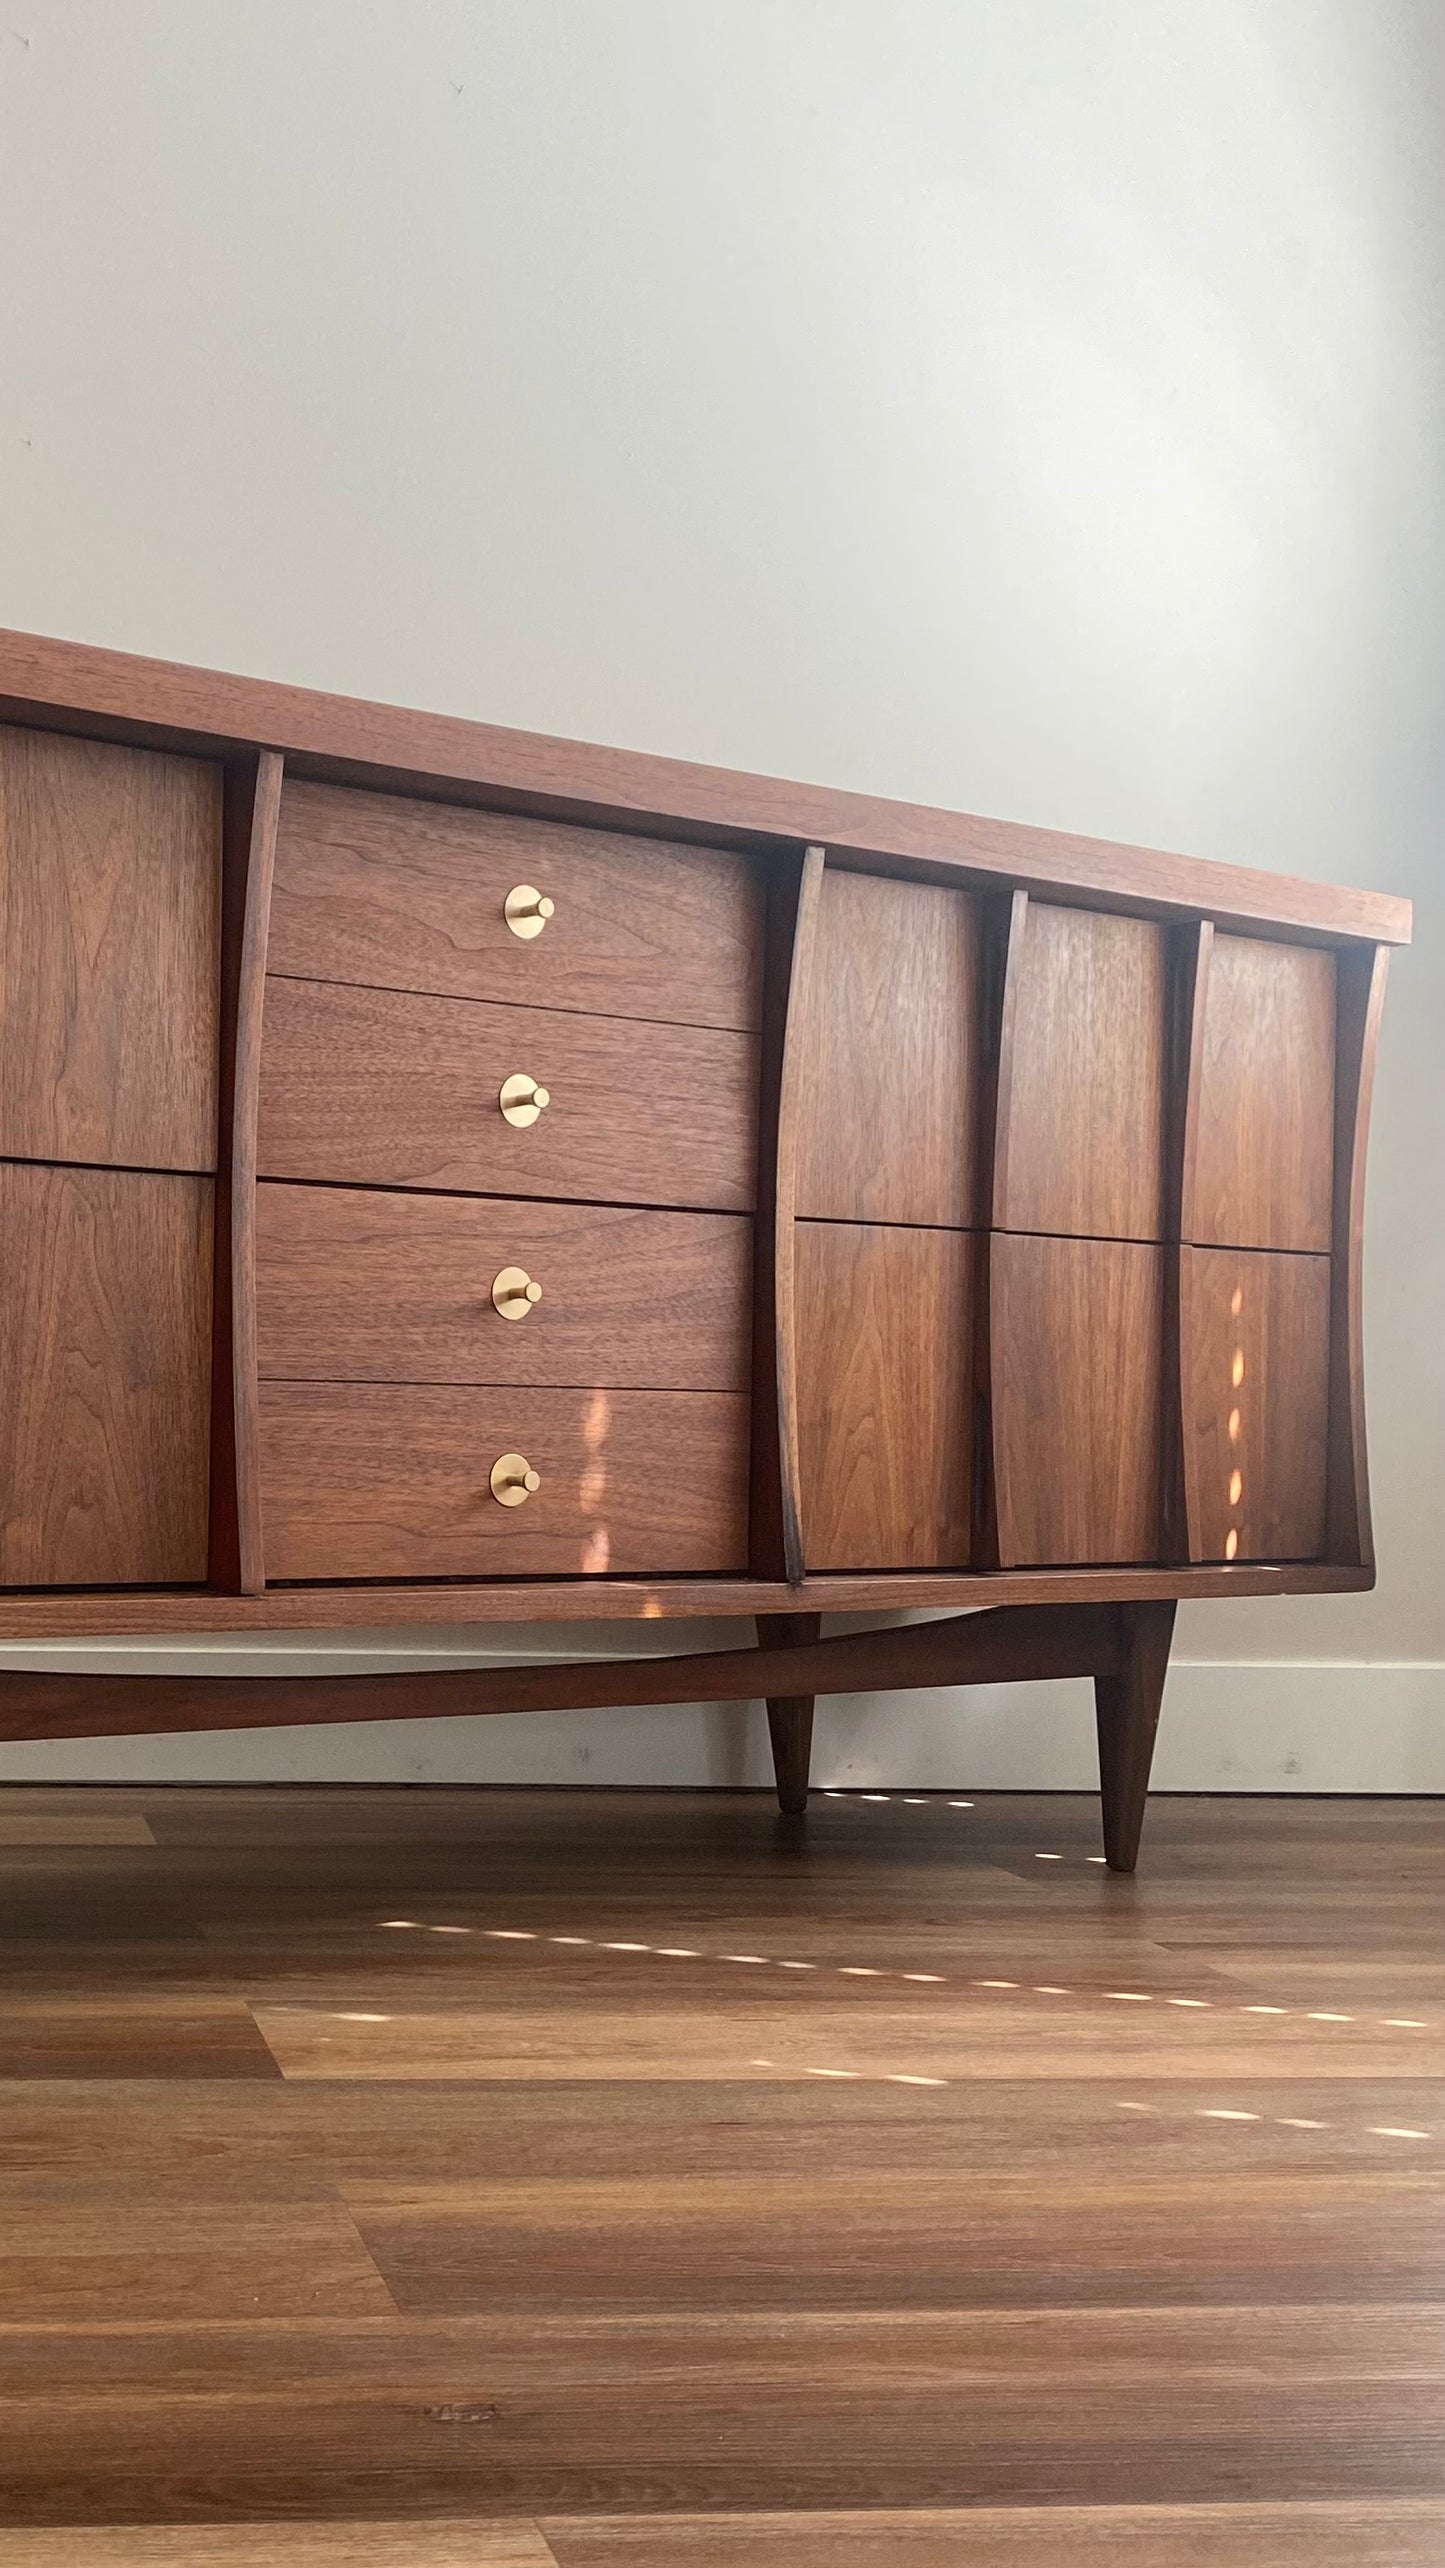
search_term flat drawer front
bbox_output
[258,978,758,1212]
[268,780,763,1033]
[0,725,221,1173]
[794,871,980,1227]
[1191,934,1336,1252]
[256,1184,752,1391]
[1181,1246,1329,1561]
[997,902,1169,1240]
[990,1232,1163,1566]
[259,1383,750,1580]
[796,1223,973,1570]
[0,1163,212,1586]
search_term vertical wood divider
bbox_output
[749,843,825,1584]
[983,888,1029,1232]
[1162,919,1213,1560]
[1326,942,1389,1571]
[973,889,1028,1566]
[209,749,283,1594]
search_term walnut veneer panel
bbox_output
[257,978,757,1212]
[796,1224,973,1569]
[268,780,763,1031]
[0,1164,212,1585]
[793,871,979,1227]
[256,1183,751,1391]
[1181,1246,1330,1562]
[0,725,221,1172]
[258,1383,750,1581]
[1191,933,1336,1252]
[990,1233,1163,1566]
[998,901,1168,1240]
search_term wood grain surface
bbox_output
[0,723,221,1171]
[269,780,762,1032]
[1180,1247,1330,1562]
[0,1783,1440,2554]
[0,624,1412,943]
[258,1382,750,1581]
[0,1606,1123,1751]
[795,1222,974,1568]
[0,1163,213,1586]
[0,1559,1372,1642]
[988,1232,1164,1565]
[258,977,758,1212]
[256,1183,752,1392]
[793,869,981,1226]
[994,897,1169,1240]
[1189,932,1337,1252]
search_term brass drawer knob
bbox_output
[500,1073,550,1126]
[492,1265,543,1320]
[490,1452,541,1506]
[505,884,555,939]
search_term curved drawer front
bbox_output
[255,1183,752,1392]
[258,1382,750,1581]
[257,977,758,1212]
[268,780,763,1032]
[1190,933,1336,1253]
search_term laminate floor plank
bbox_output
[1,2308,1443,2519]
[0,2530,556,2566]
[540,2504,1445,2566]
[0,1784,1440,2541]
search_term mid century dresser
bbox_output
[0,631,1409,1865]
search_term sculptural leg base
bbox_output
[1094,1600,1177,1873]
[0,1597,1175,1868]
[757,1613,822,1813]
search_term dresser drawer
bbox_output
[1190,934,1336,1252]
[795,1222,973,1569]
[268,780,763,1032]
[258,1383,750,1580]
[1180,1245,1329,1561]
[793,870,981,1228]
[1,1163,212,1587]
[256,1183,752,1391]
[257,977,758,1212]
[995,901,1169,1241]
[0,725,221,1174]
[988,1232,1164,1566]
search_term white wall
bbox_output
[1,0,1441,1787]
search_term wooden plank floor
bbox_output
[0,1784,1442,2563]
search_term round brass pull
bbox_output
[492,1265,543,1321]
[500,1073,550,1127]
[490,1453,541,1507]
[505,884,555,940]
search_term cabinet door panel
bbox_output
[258,977,757,1213]
[1181,1246,1329,1561]
[268,781,763,1033]
[990,1233,1163,1565]
[0,1164,212,1586]
[1191,934,1335,1251]
[256,1183,751,1391]
[796,1223,973,1570]
[0,725,221,1171]
[794,871,979,1227]
[259,1383,749,1580]
[998,902,1168,1240]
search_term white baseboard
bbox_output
[0,1632,1440,1791]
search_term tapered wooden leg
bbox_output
[757,1613,823,1814]
[1094,1600,1176,1873]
